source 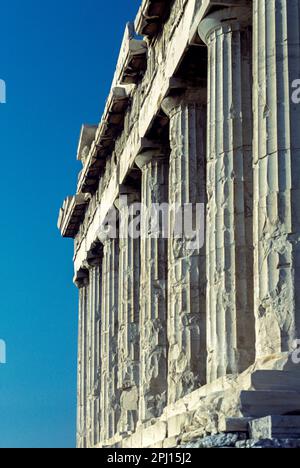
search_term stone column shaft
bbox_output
[199,6,255,383]
[86,277,92,445]
[76,272,89,448]
[253,0,300,357]
[100,234,120,441]
[115,188,140,434]
[135,151,169,422]
[162,91,207,404]
[87,263,102,446]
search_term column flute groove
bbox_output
[86,245,103,447]
[253,0,300,358]
[75,270,89,448]
[115,186,141,434]
[99,228,120,442]
[162,90,207,404]
[135,149,169,423]
[199,6,255,382]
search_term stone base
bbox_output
[183,434,300,449]
[96,353,300,448]
[250,416,300,440]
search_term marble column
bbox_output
[85,269,93,446]
[135,149,169,422]
[99,229,120,441]
[253,0,300,358]
[114,186,140,434]
[162,90,207,404]
[75,270,89,449]
[198,6,255,383]
[86,251,102,447]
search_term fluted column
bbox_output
[162,90,207,404]
[86,248,102,447]
[135,149,169,422]
[199,6,255,382]
[75,270,89,449]
[114,186,140,434]
[253,0,300,358]
[99,228,120,441]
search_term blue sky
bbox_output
[0,0,140,448]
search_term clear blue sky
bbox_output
[0,0,140,448]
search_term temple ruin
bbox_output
[58,0,300,448]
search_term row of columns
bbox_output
[198,0,300,374]
[75,1,300,447]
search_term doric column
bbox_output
[252,0,300,358]
[135,148,169,423]
[74,269,89,449]
[114,185,140,435]
[198,6,255,382]
[98,228,120,441]
[86,246,102,447]
[162,90,207,404]
[85,273,92,446]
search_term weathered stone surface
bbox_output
[182,433,243,449]
[163,437,180,449]
[115,187,141,435]
[240,391,300,418]
[219,418,253,434]
[77,125,98,165]
[86,264,102,447]
[142,421,167,448]
[199,6,255,382]
[183,435,300,449]
[250,416,300,441]
[162,90,207,405]
[77,278,89,448]
[236,439,300,449]
[135,150,169,423]
[59,0,300,450]
[247,370,300,393]
[168,412,194,438]
[99,234,120,441]
[58,194,91,238]
[253,0,300,358]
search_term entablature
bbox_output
[135,0,172,37]
[59,0,253,269]
[77,85,134,195]
[119,39,147,84]
[77,125,97,165]
[58,194,91,239]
